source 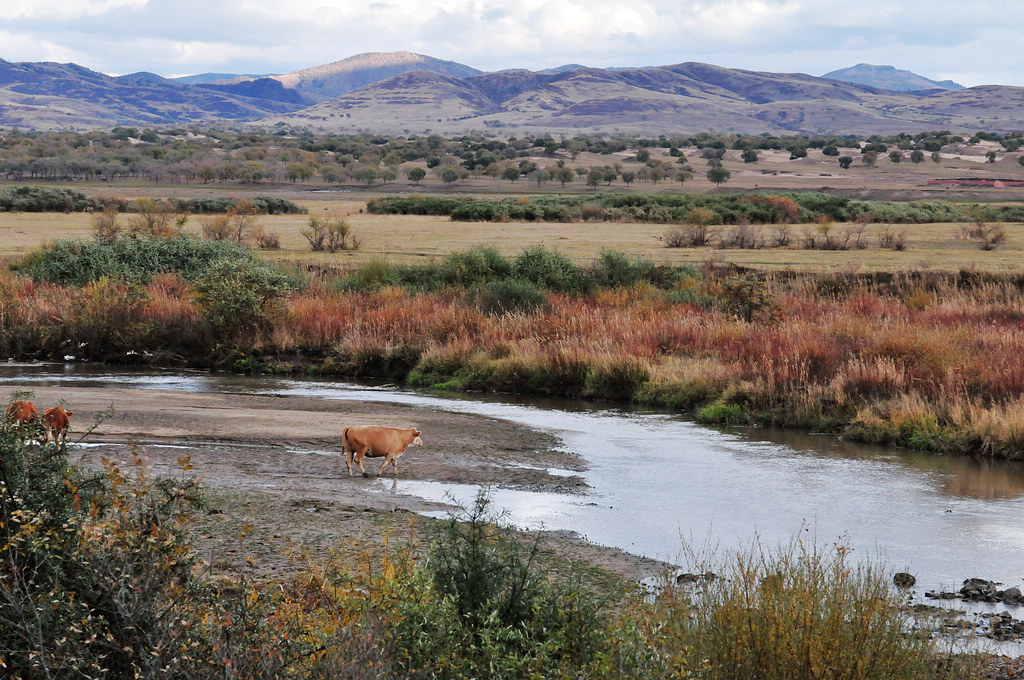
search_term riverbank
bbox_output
[5,382,670,585]
[6,378,1023,676]
[7,236,1024,460]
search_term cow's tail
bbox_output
[342,426,352,453]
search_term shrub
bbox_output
[0,415,207,678]
[661,540,952,680]
[663,226,691,248]
[16,234,258,285]
[251,226,281,250]
[91,206,122,242]
[194,259,299,337]
[588,250,655,288]
[167,196,306,215]
[385,490,612,678]
[336,258,405,293]
[469,278,549,316]
[512,245,592,294]
[440,246,512,287]
[720,274,781,323]
[124,197,181,238]
[0,185,96,212]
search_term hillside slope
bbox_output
[274,62,1021,135]
[0,59,304,128]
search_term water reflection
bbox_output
[753,427,1024,501]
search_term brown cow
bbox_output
[42,406,73,444]
[5,399,38,426]
[342,426,422,477]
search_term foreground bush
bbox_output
[377,491,625,678]
[645,540,968,680]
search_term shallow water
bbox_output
[4,363,1024,601]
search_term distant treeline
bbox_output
[0,185,306,215]
[2,125,1023,189]
[367,192,1024,225]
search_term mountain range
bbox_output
[0,52,1018,135]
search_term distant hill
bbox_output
[277,61,1022,136]
[4,53,1023,135]
[171,73,276,85]
[271,51,483,102]
[199,78,311,105]
[822,64,963,92]
[0,58,305,129]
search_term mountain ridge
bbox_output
[0,52,1018,135]
[822,63,964,92]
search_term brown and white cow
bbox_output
[342,425,422,477]
[42,406,73,444]
[5,399,38,426]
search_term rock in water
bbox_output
[893,572,916,588]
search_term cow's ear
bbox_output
[67,411,74,416]
[414,429,421,436]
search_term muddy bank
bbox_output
[8,383,670,584]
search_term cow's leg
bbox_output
[379,455,390,476]
[391,455,399,475]
[357,448,370,476]
[345,448,354,476]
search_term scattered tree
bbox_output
[706,167,731,187]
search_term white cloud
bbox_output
[0,0,146,20]
[2,0,1024,85]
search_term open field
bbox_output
[4,192,1024,273]
[2,134,1024,271]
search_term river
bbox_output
[4,363,1024,601]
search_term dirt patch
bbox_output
[8,383,668,585]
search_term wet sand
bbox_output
[9,383,671,584]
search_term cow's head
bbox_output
[412,429,423,447]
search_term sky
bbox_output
[1,0,1022,87]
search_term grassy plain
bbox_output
[4,138,1024,270]
[4,194,1024,274]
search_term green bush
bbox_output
[0,185,98,212]
[439,246,512,287]
[366,195,464,215]
[16,234,257,285]
[194,259,299,337]
[512,245,592,294]
[384,490,613,678]
[469,278,549,316]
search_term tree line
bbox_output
[1,126,1022,188]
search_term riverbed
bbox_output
[4,363,1024,608]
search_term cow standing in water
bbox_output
[42,406,73,444]
[342,426,422,477]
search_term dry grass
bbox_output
[3,196,1024,273]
